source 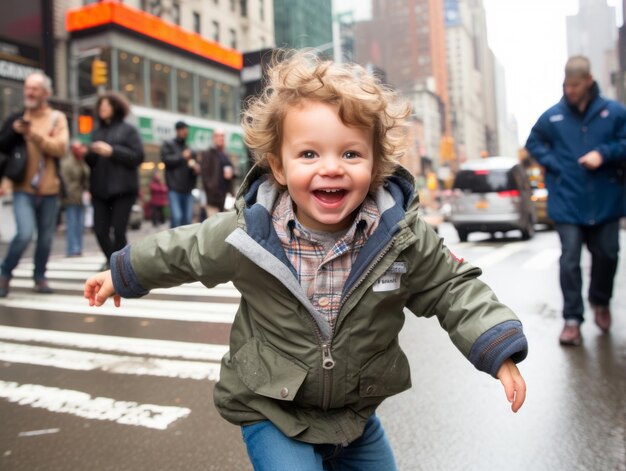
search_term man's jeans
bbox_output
[65,204,85,256]
[555,220,620,323]
[1,192,59,281]
[168,190,193,228]
[241,415,398,471]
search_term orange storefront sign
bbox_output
[66,0,242,70]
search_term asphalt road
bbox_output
[0,220,624,470]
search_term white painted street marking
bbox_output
[468,243,526,268]
[0,326,228,361]
[521,248,561,270]
[18,428,60,437]
[0,380,190,430]
[0,342,221,381]
[8,278,241,299]
[0,294,238,324]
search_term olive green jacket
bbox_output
[111,165,527,445]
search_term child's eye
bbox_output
[300,150,317,159]
[343,151,360,159]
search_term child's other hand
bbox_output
[496,359,526,413]
[84,270,121,307]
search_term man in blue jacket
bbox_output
[526,55,626,346]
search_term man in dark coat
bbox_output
[525,55,626,346]
[200,129,233,218]
[161,121,199,227]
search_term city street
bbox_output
[0,222,624,470]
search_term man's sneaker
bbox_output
[592,305,611,333]
[34,280,54,294]
[0,276,9,298]
[559,321,582,346]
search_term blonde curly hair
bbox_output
[242,50,411,190]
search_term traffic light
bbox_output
[91,58,108,87]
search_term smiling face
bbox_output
[269,100,374,232]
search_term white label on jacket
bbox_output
[373,262,406,292]
[549,114,564,122]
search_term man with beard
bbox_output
[526,56,626,346]
[0,72,69,297]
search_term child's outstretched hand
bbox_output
[496,359,526,413]
[84,270,121,307]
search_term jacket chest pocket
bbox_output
[232,337,309,401]
[359,340,411,397]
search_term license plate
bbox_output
[475,200,489,209]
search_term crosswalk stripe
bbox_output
[465,242,527,268]
[0,294,238,323]
[0,380,190,430]
[0,325,228,361]
[0,341,221,381]
[521,248,561,270]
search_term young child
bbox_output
[85,51,527,470]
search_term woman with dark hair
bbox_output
[73,91,144,269]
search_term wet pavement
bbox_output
[0,213,624,470]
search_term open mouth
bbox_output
[313,188,347,204]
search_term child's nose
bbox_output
[319,156,344,175]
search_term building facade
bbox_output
[567,0,617,99]
[445,0,496,162]
[273,0,332,50]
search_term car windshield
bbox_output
[453,169,516,193]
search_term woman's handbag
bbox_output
[3,142,28,183]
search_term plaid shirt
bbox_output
[272,191,380,328]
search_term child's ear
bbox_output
[268,154,287,186]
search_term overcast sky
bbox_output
[333,0,623,145]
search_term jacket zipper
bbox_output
[318,238,396,410]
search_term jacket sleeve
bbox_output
[0,112,23,153]
[161,140,185,168]
[109,124,144,169]
[110,212,238,297]
[405,220,528,378]
[595,103,626,164]
[525,113,562,174]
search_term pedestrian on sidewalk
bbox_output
[161,121,198,227]
[200,129,233,218]
[0,72,69,297]
[526,55,626,346]
[85,51,527,471]
[148,171,168,227]
[74,92,144,270]
[62,143,90,257]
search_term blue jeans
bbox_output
[168,190,193,228]
[1,192,59,281]
[555,220,620,323]
[241,415,398,471]
[65,204,85,256]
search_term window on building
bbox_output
[177,69,193,114]
[240,0,247,17]
[230,0,236,12]
[171,2,181,25]
[193,11,201,33]
[199,77,216,119]
[229,29,237,49]
[212,21,220,42]
[259,0,265,21]
[144,0,163,16]
[118,50,146,105]
[217,82,236,123]
[150,61,172,110]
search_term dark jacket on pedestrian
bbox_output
[109,165,528,446]
[201,147,232,209]
[85,121,144,199]
[525,82,626,225]
[161,138,197,193]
